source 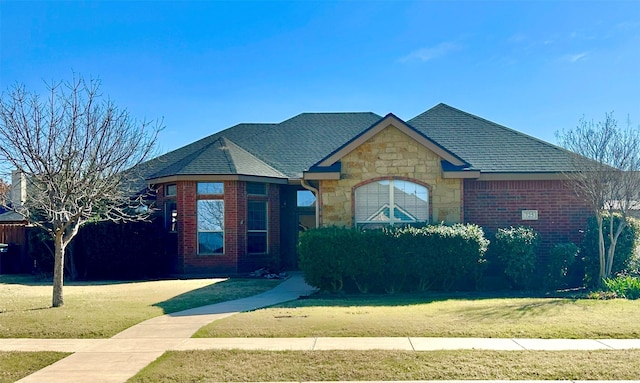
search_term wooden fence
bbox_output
[0,223,28,273]
[0,224,26,246]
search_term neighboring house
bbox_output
[140,103,591,274]
[0,210,29,273]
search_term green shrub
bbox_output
[298,224,489,293]
[581,214,638,287]
[344,229,386,293]
[298,226,351,292]
[604,275,640,300]
[545,242,579,290]
[395,224,488,291]
[494,226,539,290]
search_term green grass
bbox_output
[129,349,640,382]
[0,275,280,338]
[195,293,640,338]
[0,351,70,383]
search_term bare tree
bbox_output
[0,179,9,209]
[0,75,160,307]
[557,113,640,286]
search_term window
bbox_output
[297,190,316,207]
[247,182,267,195]
[355,179,428,228]
[198,199,224,254]
[247,200,267,253]
[197,182,223,195]
[165,184,177,197]
[165,200,177,232]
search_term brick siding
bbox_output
[156,180,281,275]
[463,179,591,254]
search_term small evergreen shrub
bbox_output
[545,242,579,290]
[581,214,638,287]
[494,226,539,290]
[604,275,640,300]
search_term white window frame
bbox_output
[354,179,429,228]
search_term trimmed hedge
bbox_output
[298,224,489,293]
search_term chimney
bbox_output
[10,170,26,207]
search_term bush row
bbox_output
[299,214,640,293]
[298,224,489,293]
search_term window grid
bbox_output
[355,179,428,228]
[247,200,268,254]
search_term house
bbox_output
[140,103,591,274]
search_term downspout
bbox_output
[301,179,319,228]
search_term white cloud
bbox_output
[564,52,589,63]
[399,42,461,63]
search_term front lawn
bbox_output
[0,351,69,383]
[195,293,640,338]
[0,275,280,338]
[129,349,640,382]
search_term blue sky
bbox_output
[1,1,639,154]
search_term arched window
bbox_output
[354,179,428,228]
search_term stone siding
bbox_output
[320,124,462,226]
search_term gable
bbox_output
[316,113,467,168]
[304,114,478,180]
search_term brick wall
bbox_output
[156,180,281,275]
[463,179,591,254]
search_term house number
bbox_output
[521,210,538,220]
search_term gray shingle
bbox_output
[409,104,577,173]
[140,104,576,183]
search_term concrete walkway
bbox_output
[5,273,640,383]
[12,273,318,383]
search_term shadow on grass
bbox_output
[152,278,280,315]
[275,289,583,310]
[0,273,152,287]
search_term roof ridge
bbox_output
[218,137,237,174]
[279,111,381,124]
[221,137,287,178]
[150,137,224,178]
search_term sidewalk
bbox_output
[12,272,317,383]
[5,336,640,353]
[6,273,640,383]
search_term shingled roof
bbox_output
[408,104,577,173]
[141,104,577,183]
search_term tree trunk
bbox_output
[606,219,627,278]
[597,215,606,287]
[52,232,66,308]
